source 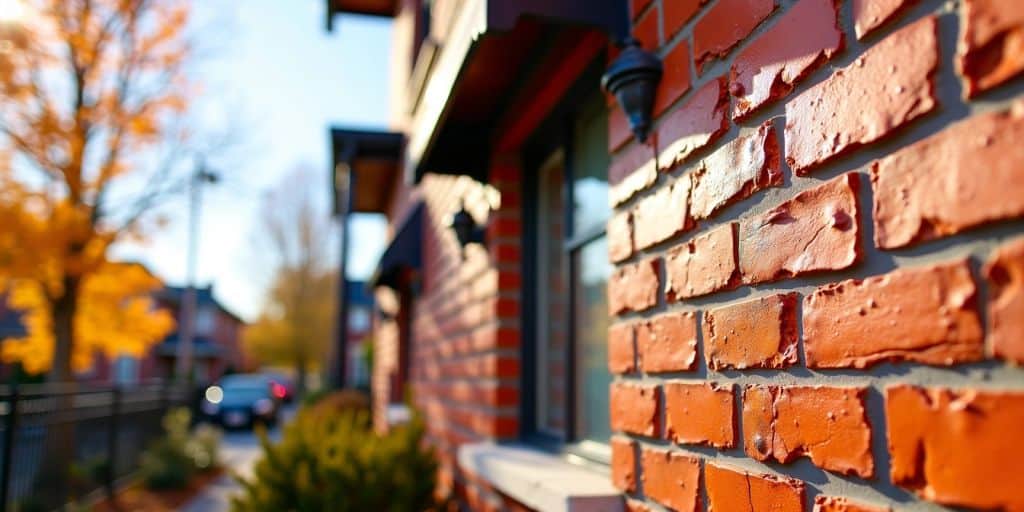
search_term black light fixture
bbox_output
[447,201,485,248]
[602,37,663,143]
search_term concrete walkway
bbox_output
[179,408,292,512]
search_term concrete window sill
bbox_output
[457,442,624,512]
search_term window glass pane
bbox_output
[572,92,610,235]
[575,236,612,443]
[536,155,568,437]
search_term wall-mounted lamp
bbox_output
[602,37,663,143]
[446,202,486,248]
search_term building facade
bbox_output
[327,0,1024,510]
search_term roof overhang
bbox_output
[369,202,424,290]
[330,128,405,215]
[325,0,398,30]
[405,0,628,182]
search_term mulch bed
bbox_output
[91,467,225,512]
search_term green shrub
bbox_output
[139,407,221,489]
[231,405,439,512]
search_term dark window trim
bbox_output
[518,57,608,456]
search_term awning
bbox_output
[326,0,628,182]
[370,202,424,290]
[330,128,405,215]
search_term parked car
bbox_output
[263,372,296,403]
[200,374,280,428]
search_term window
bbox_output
[195,307,216,336]
[350,306,371,332]
[113,356,139,386]
[527,83,612,454]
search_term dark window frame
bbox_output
[518,59,611,464]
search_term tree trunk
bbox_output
[295,358,308,400]
[36,277,79,508]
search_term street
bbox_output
[179,405,294,512]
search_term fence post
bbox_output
[105,385,121,501]
[1,384,20,512]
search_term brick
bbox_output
[610,437,636,493]
[690,121,782,221]
[705,463,804,512]
[637,311,698,372]
[655,39,692,116]
[633,4,659,51]
[609,103,633,152]
[608,211,633,263]
[632,173,692,250]
[886,385,1024,510]
[657,78,729,172]
[665,223,738,300]
[610,382,660,436]
[693,0,777,72]
[803,259,984,368]
[664,0,705,39]
[958,0,1024,97]
[640,448,700,512]
[785,16,938,174]
[985,238,1024,364]
[739,173,861,284]
[743,386,873,478]
[631,0,653,19]
[664,382,735,448]
[814,496,890,512]
[608,257,660,315]
[610,140,657,206]
[871,105,1024,249]
[703,293,798,370]
[608,323,636,374]
[731,0,843,120]
[852,0,916,39]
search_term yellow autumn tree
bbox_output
[0,0,194,380]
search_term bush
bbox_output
[230,404,439,512]
[139,408,221,490]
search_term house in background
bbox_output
[141,285,247,385]
[346,279,375,390]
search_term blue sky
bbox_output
[111,1,391,320]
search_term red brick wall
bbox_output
[403,159,522,498]
[609,0,1024,510]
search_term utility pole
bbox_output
[175,161,219,383]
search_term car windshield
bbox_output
[221,385,269,402]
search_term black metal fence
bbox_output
[0,380,191,511]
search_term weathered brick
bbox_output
[609,103,633,152]
[871,105,1024,249]
[633,173,692,250]
[739,173,861,284]
[785,16,938,174]
[664,0,705,39]
[610,437,636,493]
[703,293,798,370]
[803,259,984,368]
[608,323,636,374]
[637,311,698,372]
[665,223,738,300]
[657,78,729,172]
[610,140,657,206]
[633,4,659,51]
[664,382,735,448]
[655,39,692,116]
[814,496,890,512]
[705,463,804,512]
[630,0,653,19]
[731,0,843,120]
[608,257,660,315]
[886,385,1024,510]
[610,382,660,436]
[693,0,777,72]
[607,211,633,263]
[958,0,1024,97]
[690,121,782,220]
[744,386,873,477]
[985,238,1024,364]
[852,0,916,39]
[641,448,700,512]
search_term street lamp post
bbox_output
[174,162,219,383]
